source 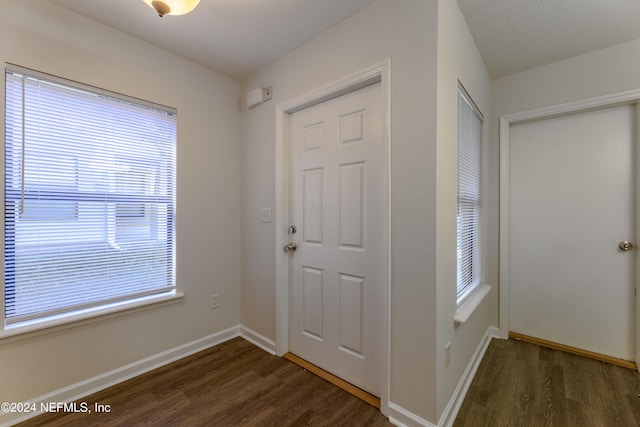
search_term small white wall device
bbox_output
[246,87,263,108]
[246,86,273,109]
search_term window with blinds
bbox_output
[4,64,176,327]
[457,84,483,302]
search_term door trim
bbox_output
[275,59,391,414]
[499,88,640,368]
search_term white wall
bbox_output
[0,0,241,406]
[435,0,492,420]
[493,38,640,116]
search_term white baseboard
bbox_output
[1,325,241,427]
[388,326,499,427]
[240,325,277,355]
[438,326,500,427]
[388,402,437,427]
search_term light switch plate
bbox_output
[261,208,272,223]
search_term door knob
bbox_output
[284,242,297,253]
[618,241,634,251]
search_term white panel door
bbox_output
[289,83,383,395]
[509,105,635,360]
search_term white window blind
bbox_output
[457,85,483,300]
[4,64,176,326]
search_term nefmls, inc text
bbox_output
[40,401,111,413]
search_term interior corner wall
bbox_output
[241,0,440,422]
[435,0,492,420]
[492,38,640,117]
[0,0,242,404]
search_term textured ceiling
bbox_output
[457,0,640,79]
[51,0,377,80]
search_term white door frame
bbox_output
[499,88,640,368]
[274,59,391,413]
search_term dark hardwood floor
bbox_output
[19,336,640,427]
[17,337,391,427]
[454,338,640,427]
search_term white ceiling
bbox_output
[457,0,640,79]
[51,0,378,80]
[51,0,640,81]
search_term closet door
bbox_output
[509,105,635,361]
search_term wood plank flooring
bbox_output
[454,338,640,427]
[18,336,640,426]
[282,353,380,409]
[16,337,392,427]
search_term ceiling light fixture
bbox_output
[143,0,200,18]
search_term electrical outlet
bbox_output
[211,293,220,309]
[445,342,451,368]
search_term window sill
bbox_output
[0,291,183,344]
[454,284,491,327]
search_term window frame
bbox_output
[2,64,179,336]
[456,83,485,306]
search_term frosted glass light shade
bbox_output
[143,0,200,17]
